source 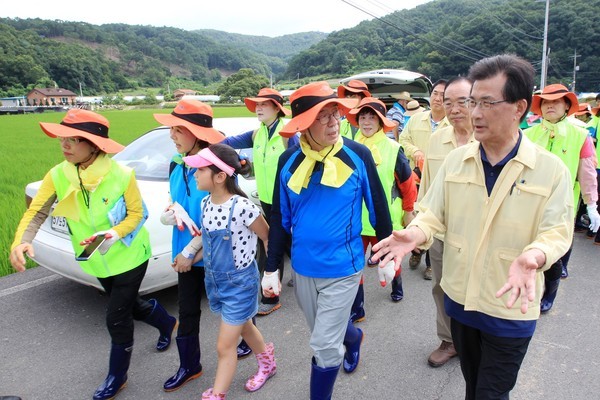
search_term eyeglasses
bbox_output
[316,109,341,125]
[59,137,83,146]
[466,99,509,110]
[443,99,470,110]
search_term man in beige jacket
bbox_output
[373,54,573,400]
[418,76,476,368]
[398,80,450,279]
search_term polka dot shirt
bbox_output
[201,195,260,270]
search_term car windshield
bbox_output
[113,127,173,180]
[113,119,257,181]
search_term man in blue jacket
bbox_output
[261,81,393,399]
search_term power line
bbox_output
[503,0,544,33]
[342,0,488,62]
[341,0,482,63]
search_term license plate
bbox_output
[51,216,69,235]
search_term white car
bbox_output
[339,69,433,107]
[25,117,260,294]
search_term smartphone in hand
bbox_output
[76,234,107,261]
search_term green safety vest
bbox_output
[252,119,288,204]
[51,160,150,278]
[340,118,359,140]
[586,115,600,166]
[525,120,587,205]
[361,135,404,236]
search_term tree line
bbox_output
[2,0,599,99]
[285,0,600,92]
[0,18,321,98]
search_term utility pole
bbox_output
[539,0,550,89]
[570,49,580,93]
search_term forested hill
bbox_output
[0,18,325,96]
[286,0,600,91]
[195,29,327,64]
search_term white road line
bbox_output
[0,274,62,298]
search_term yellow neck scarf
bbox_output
[287,135,353,194]
[53,153,112,221]
[541,116,568,140]
[356,129,387,166]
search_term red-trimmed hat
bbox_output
[244,88,290,116]
[39,109,124,154]
[347,97,395,132]
[337,80,371,98]
[531,84,579,117]
[154,99,224,143]
[280,81,358,137]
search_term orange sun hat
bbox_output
[280,81,358,137]
[347,97,396,132]
[154,99,224,143]
[244,88,291,116]
[531,84,579,117]
[337,80,371,98]
[39,109,124,154]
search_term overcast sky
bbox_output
[3,0,433,37]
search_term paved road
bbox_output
[1,233,598,399]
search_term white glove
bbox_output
[160,208,177,225]
[163,202,200,236]
[98,229,119,255]
[378,260,396,287]
[587,204,600,233]
[261,270,280,296]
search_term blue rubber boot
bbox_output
[540,277,560,313]
[163,335,203,391]
[310,358,339,400]
[349,283,365,323]
[342,320,363,373]
[93,342,132,400]
[144,299,177,351]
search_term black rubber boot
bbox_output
[349,283,365,323]
[540,277,560,313]
[391,274,404,302]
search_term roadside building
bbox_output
[26,88,77,106]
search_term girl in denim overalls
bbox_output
[183,143,275,400]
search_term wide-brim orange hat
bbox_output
[347,97,395,132]
[531,84,579,117]
[154,99,224,143]
[280,81,359,137]
[39,109,124,154]
[337,79,371,98]
[574,103,591,116]
[244,88,291,116]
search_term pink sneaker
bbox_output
[244,342,277,392]
[201,388,226,399]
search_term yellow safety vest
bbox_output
[252,119,288,204]
[525,120,587,205]
[361,135,404,236]
[51,160,150,278]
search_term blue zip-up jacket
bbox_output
[266,138,392,278]
[170,161,209,267]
